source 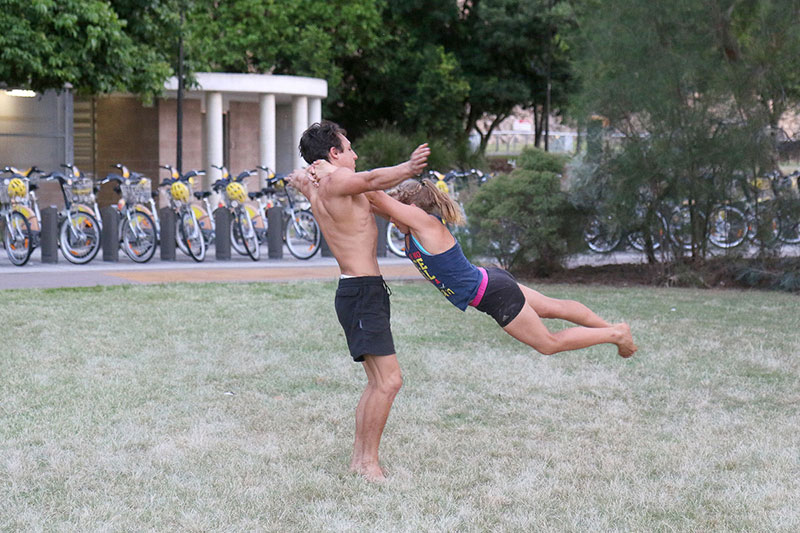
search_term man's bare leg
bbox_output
[351,354,402,482]
[518,284,612,328]
[503,305,637,357]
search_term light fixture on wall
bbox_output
[2,89,37,98]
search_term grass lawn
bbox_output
[1,280,799,532]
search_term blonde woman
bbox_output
[365,179,637,358]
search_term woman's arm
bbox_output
[365,191,432,231]
[365,191,454,253]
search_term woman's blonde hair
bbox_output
[388,179,464,225]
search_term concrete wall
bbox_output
[0,90,72,208]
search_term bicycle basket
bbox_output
[121,178,152,204]
[69,177,95,205]
[0,178,11,204]
[1,177,28,204]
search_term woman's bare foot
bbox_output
[614,323,637,358]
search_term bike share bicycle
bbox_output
[100,167,158,262]
[40,166,102,264]
[211,166,261,261]
[159,165,209,262]
[256,166,322,260]
[0,168,34,265]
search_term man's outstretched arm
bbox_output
[315,143,430,196]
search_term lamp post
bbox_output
[176,3,185,174]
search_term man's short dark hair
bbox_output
[299,120,347,164]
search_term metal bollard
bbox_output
[375,215,388,258]
[160,207,176,261]
[40,206,59,263]
[101,206,119,262]
[214,207,231,260]
[267,206,283,259]
[320,234,333,257]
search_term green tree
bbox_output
[572,0,800,260]
[326,0,576,150]
[457,0,576,152]
[184,0,384,99]
[0,0,172,96]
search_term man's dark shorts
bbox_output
[474,267,526,327]
[334,276,395,362]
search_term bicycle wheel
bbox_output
[235,210,260,261]
[4,211,33,266]
[778,212,800,244]
[59,210,101,264]
[583,215,622,253]
[746,209,780,246]
[386,222,406,257]
[285,209,321,259]
[121,210,157,262]
[230,216,249,256]
[179,207,206,262]
[175,218,190,256]
[708,205,747,249]
[668,206,702,251]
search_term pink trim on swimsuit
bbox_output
[469,267,489,307]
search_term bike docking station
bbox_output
[159,207,176,261]
[40,206,59,264]
[214,207,231,261]
[267,205,283,259]
[101,206,119,262]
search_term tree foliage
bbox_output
[571,0,800,260]
[0,0,172,96]
[326,0,576,146]
[184,0,385,98]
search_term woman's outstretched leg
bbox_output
[503,304,637,357]
[518,284,612,328]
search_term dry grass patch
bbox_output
[1,281,798,531]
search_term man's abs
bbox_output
[312,195,381,276]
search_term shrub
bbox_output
[465,163,574,276]
[515,146,569,174]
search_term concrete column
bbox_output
[205,91,224,188]
[292,95,308,169]
[308,97,322,127]
[259,93,276,188]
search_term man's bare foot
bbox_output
[615,323,638,358]
[351,461,386,483]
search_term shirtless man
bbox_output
[288,120,430,482]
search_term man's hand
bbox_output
[406,143,430,177]
[309,159,337,185]
[286,167,316,196]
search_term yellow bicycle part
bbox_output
[171,181,190,202]
[12,204,39,231]
[7,177,26,199]
[226,181,247,203]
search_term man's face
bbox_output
[331,133,358,171]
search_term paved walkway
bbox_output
[0,246,420,290]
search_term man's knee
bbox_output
[380,371,403,396]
